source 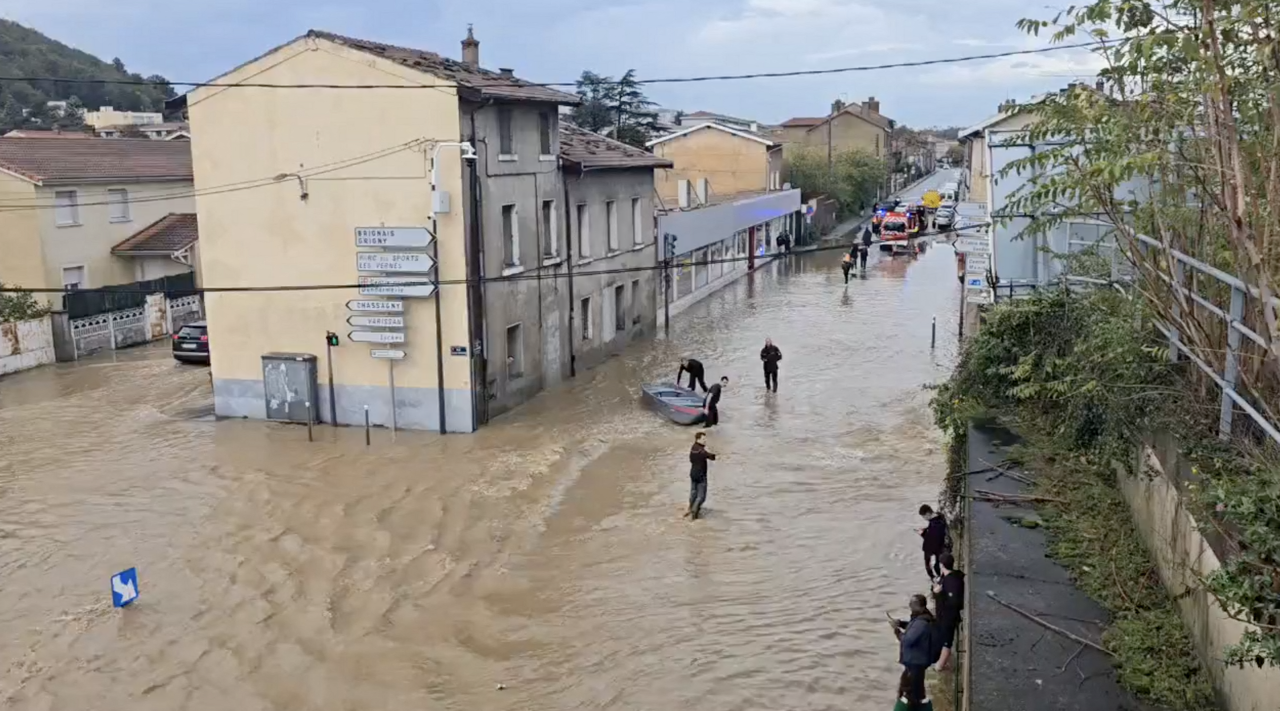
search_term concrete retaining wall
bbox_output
[1118,437,1280,711]
[0,315,56,376]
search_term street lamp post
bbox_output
[429,141,477,435]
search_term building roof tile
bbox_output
[112,213,199,255]
[780,117,824,128]
[307,30,579,105]
[559,123,673,170]
[0,138,192,184]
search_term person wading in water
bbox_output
[685,431,717,520]
[842,251,854,283]
[703,376,728,426]
[760,338,782,392]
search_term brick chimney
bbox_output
[866,96,880,114]
[461,25,479,68]
[999,99,1017,112]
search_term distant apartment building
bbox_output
[778,97,893,160]
[83,106,164,129]
[98,122,190,140]
[679,110,762,134]
[183,27,667,432]
[0,138,197,304]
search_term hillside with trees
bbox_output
[0,20,174,131]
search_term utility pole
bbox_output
[663,233,676,337]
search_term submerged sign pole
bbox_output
[388,358,398,437]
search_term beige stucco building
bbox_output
[648,123,783,203]
[0,138,196,305]
[185,29,665,432]
[958,107,1038,205]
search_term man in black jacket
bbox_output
[932,552,966,671]
[685,431,717,520]
[677,357,709,393]
[918,504,950,581]
[760,338,782,392]
[703,376,728,426]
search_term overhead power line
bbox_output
[0,138,431,212]
[0,234,968,297]
[0,41,1104,92]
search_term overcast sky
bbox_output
[6,0,1104,131]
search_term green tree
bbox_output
[53,95,85,129]
[944,144,964,165]
[787,146,885,216]
[570,69,660,148]
[0,283,49,322]
[570,70,613,134]
[1002,0,1280,667]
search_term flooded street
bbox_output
[1,226,960,710]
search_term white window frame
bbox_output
[61,264,86,290]
[631,197,644,247]
[576,203,591,259]
[54,189,80,227]
[606,200,619,253]
[501,203,520,267]
[506,322,524,379]
[108,188,130,222]
[541,199,558,260]
[579,295,594,341]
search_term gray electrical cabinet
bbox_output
[261,352,319,423]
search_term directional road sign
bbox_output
[358,276,437,298]
[371,349,406,360]
[346,299,404,313]
[954,237,991,254]
[357,252,436,273]
[355,227,433,248]
[349,330,406,344]
[111,567,139,607]
[347,315,405,328]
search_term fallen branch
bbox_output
[986,591,1114,657]
[980,457,1037,485]
[972,488,1065,504]
[1058,643,1087,673]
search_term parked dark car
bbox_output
[172,321,209,364]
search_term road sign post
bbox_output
[358,276,437,298]
[346,299,404,312]
[347,315,405,329]
[111,567,139,608]
[355,227,433,248]
[348,330,406,344]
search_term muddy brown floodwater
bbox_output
[1,236,960,711]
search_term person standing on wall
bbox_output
[918,504,950,581]
[760,338,782,393]
[703,376,728,426]
[684,430,717,520]
[932,552,966,671]
[678,357,709,393]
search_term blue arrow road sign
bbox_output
[111,567,139,607]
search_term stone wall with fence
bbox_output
[50,293,204,361]
[0,315,56,376]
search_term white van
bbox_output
[939,182,958,202]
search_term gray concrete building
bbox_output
[455,32,671,422]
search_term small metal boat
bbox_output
[641,383,707,426]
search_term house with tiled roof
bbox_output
[0,138,197,305]
[183,26,666,432]
[777,97,894,160]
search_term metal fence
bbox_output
[63,272,197,319]
[986,218,1280,448]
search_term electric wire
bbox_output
[0,138,432,211]
[0,40,1105,93]
[0,232,973,297]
